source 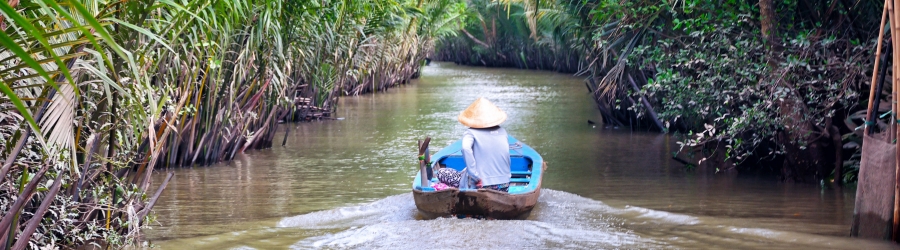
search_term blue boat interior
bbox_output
[436,155,533,185]
[414,136,542,194]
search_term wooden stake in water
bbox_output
[418,137,432,188]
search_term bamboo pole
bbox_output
[867,2,890,135]
[893,0,900,242]
[893,0,899,140]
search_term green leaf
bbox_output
[1,0,79,90]
[64,0,129,60]
[0,83,42,139]
[108,17,176,54]
[0,28,54,84]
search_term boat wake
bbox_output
[278,190,672,249]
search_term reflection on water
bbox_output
[146,63,898,249]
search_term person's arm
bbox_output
[460,130,481,188]
[461,130,475,169]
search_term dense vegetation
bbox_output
[435,0,882,184]
[434,0,582,72]
[0,0,463,247]
[0,0,887,247]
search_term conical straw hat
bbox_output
[458,97,507,128]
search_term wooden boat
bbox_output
[412,136,545,219]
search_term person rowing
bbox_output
[436,97,511,192]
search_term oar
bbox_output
[417,137,432,188]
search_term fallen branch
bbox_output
[0,164,50,246]
[626,74,665,131]
[11,172,63,250]
[137,172,174,219]
[458,26,491,48]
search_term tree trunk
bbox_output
[759,0,778,55]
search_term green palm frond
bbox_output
[1,0,447,245]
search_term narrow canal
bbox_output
[146,63,898,249]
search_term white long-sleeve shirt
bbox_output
[461,126,511,186]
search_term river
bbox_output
[145,62,898,249]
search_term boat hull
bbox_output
[413,162,545,219]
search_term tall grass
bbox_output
[0,0,464,247]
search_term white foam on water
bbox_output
[277,193,418,229]
[728,227,783,238]
[282,189,661,249]
[290,218,647,249]
[619,206,701,225]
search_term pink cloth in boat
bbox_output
[431,182,450,191]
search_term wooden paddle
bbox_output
[418,137,432,187]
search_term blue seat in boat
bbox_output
[438,155,533,172]
[437,155,533,185]
[509,178,530,183]
[510,171,532,176]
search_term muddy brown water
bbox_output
[145,63,898,249]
